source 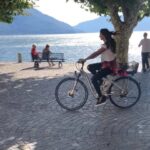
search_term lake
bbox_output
[0,31,149,64]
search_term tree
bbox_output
[67,0,150,64]
[0,0,35,23]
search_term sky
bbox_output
[35,0,99,26]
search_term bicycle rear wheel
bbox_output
[55,77,88,111]
[108,76,141,108]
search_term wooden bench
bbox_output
[34,53,65,69]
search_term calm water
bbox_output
[0,32,149,63]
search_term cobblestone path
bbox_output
[0,71,150,150]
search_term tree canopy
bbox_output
[67,0,150,25]
[67,0,150,63]
[0,0,35,23]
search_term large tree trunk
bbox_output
[115,27,132,64]
[108,5,138,65]
[107,1,142,65]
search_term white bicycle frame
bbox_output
[73,63,125,99]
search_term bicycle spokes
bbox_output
[109,76,141,108]
[55,78,88,111]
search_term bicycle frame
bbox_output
[73,62,125,99]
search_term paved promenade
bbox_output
[0,63,150,150]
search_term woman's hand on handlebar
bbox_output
[78,58,86,64]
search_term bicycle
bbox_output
[55,60,141,111]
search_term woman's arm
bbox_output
[85,47,106,61]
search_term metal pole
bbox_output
[17,53,22,63]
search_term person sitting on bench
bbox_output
[31,44,39,62]
[42,44,55,67]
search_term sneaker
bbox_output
[95,96,107,106]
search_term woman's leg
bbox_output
[87,63,102,74]
[91,68,112,98]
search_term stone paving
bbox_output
[0,68,150,150]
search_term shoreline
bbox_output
[0,62,81,80]
[0,61,142,77]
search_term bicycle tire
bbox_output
[108,76,141,108]
[55,77,88,111]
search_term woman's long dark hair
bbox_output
[100,28,116,53]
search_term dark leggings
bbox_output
[87,63,112,97]
[142,52,149,71]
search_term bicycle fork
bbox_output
[68,71,81,97]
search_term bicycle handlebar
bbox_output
[76,59,85,70]
[77,59,85,64]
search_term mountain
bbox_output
[134,17,150,31]
[74,16,113,33]
[74,16,150,32]
[0,9,78,35]
[1,9,149,35]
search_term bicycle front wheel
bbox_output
[55,77,88,111]
[109,76,141,108]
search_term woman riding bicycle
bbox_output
[81,28,117,106]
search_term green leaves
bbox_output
[68,0,150,20]
[0,0,35,23]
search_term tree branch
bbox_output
[107,4,122,30]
